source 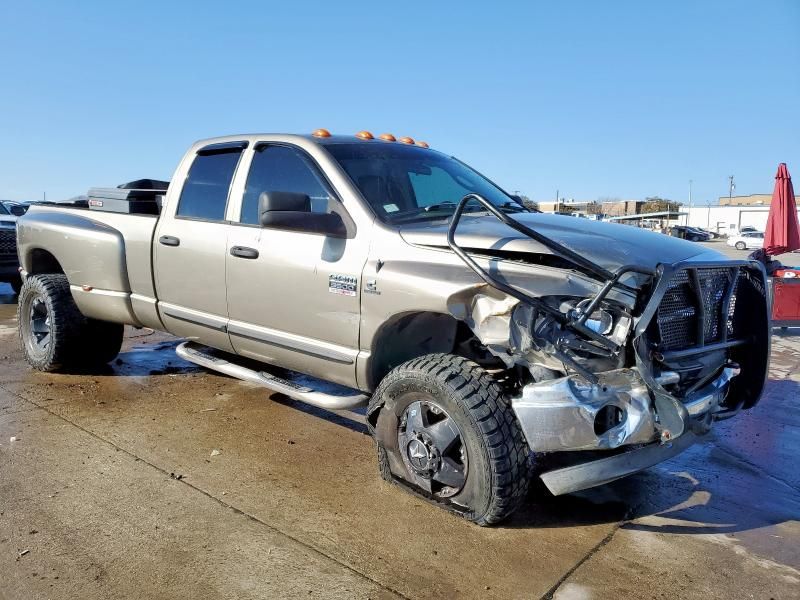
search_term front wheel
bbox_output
[735,241,746,250]
[368,354,531,526]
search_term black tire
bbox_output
[17,274,123,372]
[10,276,23,295]
[368,354,530,526]
[83,318,125,365]
[735,241,746,250]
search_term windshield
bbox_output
[0,203,9,216]
[325,143,525,224]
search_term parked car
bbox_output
[15,131,770,525]
[1,200,31,216]
[669,225,712,242]
[726,224,761,237]
[0,202,22,293]
[697,227,721,239]
[727,231,765,250]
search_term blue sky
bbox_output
[1,0,798,205]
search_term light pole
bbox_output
[687,179,693,226]
[728,175,735,201]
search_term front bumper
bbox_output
[511,366,738,453]
[540,431,700,496]
[511,365,740,495]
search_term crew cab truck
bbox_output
[16,130,770,525]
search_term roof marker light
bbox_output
[399,136,415,145]
[312,128,331,138]
[416,141,430,148]
[379,133,396,142]
[356,130,374,140]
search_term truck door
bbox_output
[225,143,368,388]
[154,142,247,352]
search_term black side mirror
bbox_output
[9,205,26,216]
[258,191,347,238]
[258,191,310,219]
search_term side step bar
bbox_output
[176,342,369,411]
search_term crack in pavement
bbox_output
[0,382,409,600]
[539,523,623,600]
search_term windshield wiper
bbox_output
[424,202,458,212]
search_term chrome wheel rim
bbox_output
[398,395,467,497]
[29,297,52,353]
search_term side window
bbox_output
[240,145,330,225]
[177,149,243,220]
[408,166,471,208]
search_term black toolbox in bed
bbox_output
[87,179,169,215]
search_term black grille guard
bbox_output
[631,260,770,436]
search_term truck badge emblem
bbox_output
[328,274,358,296]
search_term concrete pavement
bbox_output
[0,279,798,599]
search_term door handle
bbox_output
[230,246,259,259]
[159,235,180,247]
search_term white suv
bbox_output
[727,231,764,250]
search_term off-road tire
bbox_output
[369,353,531,526]
[10,276,23,295]
[735,241,746,250]
[18,274,123,372]
[83,318,125,365]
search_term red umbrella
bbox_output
[764,163,800,256]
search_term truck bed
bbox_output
[16,202,163,329]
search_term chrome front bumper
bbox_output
[540,431,701,496]
[511,365,740,495]
[511,366,739,453]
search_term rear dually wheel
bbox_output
[18,274,123,372]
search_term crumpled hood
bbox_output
[400,212,726,272]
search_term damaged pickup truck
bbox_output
[16,131,770,525]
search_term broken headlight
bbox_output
[558,297,633,346]
[575,299,613,335]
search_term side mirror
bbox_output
[9,205,26,216]
[258,191,310,218]
[258,191,348,238]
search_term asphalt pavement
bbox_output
[1,247,798,599]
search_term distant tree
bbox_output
[642,196,682,213]
[513,194,539,211]
[558,204,578,215]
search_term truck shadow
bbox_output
[104,339,800,538]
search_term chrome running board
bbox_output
[176,342,369,412]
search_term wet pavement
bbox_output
[0,280,798,599]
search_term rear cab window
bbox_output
[176,143,246,221]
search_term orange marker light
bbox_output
[379,133,396,142]
[355,130,374,140]
[312,128,331,138]
[416,141,430,148]
[399,136,415,145]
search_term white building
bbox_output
[684,205,800,235]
